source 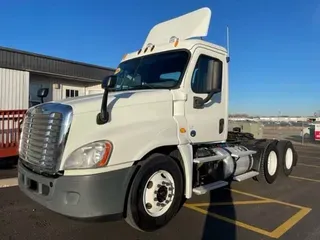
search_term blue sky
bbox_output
[0,0,319,116]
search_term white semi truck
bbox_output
[18,7,298,232]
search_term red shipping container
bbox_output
[315,124,320,141]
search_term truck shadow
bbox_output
[106,92,135,122]
[201,186,236,240]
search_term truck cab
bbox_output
[17,7,298,232]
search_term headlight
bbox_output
[64,140,113,170]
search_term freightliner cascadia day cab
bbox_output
[18,7,298,232]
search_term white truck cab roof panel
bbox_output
[142,7,212,48]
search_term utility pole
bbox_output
[278,110,281,139]
[301,115,304,145]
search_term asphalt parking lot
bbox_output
[0,144,319,240]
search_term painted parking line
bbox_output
[298,153,320,157]
[290,163,320,183]
[293,146,320,154]
[191,199,271,207]
[0,177,18,188]
[294,144,320,149]
[298,155,320,160]
[184,188,311,239]
[298,163,320,168]
[295,149,320,154]
[290,176,320,183]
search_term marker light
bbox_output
[169,36,179,47]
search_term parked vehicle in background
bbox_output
[301,124,313,139]
[315,124,320,141]
[301,118,318,141]
[228,120,264,139]
[0,88,49,165]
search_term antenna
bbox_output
[226,25,230,62]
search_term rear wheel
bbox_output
[254,141,280,184]
[277,140,295,177]
[125,153,184,232]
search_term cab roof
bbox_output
[142,7,212,49]
[120,7,227,63]
[121,38,227,63]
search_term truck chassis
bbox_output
[122,131,297,231]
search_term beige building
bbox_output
[0,46,115,110]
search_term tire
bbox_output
[277,140,295,177]
[125,153,184,232]
[254,141,280,184]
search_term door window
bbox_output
[191,55,223,93]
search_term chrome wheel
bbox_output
[267,150,278,176]
[142,170,175,217]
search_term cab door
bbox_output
[184,47,228,143]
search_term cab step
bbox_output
[193,154,228,164]
[192,181,229,195]
[233,171,259,182]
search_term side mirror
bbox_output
[37,88,49,103]
[37,88,49,98]
[102,75,117,89]
[193,59,222,109]
[193,88,221,109]
[97,75,117,125]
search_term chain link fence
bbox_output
[263,125,319,147]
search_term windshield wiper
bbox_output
[128,84,155,90]
[115,84,169,91]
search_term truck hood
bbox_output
[55,89,173,114]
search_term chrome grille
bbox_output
[19,103,73,174]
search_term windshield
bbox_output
[112,50,189,91]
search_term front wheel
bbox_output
[125,153,184,232]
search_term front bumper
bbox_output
[18,160,136,220]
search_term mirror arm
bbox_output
[203,89,217,103]
[97,74,117,125]
[193,89,221,109]
[37,88,49,104]
[96,88,109,125]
